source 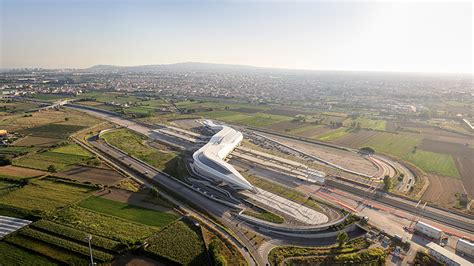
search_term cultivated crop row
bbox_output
[32,220,126,252]
[6,234,88,264]
[19,228,114,262]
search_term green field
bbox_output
[0,177,95,211]
[79,196,178,228]
[358,132,421,158]
[0,177,23,197]
[237,113,293,127]
[0,146,37,156]
[145,220,207,265]
[102,128,176,172]
[358,132,460,177]
[20,123,86,139]
[199,110,252,120]
[0,180,17,190]
[19,228,114,262]
[0,101,43,113]
[53,206,158,243]
[322,112,348,117]
[13,150,92,171]
[50,144,92,157]
[317,127,351,141]
[352,117,387,131]
[5,234,88,264]
[0,241,56,265]
[287,124,322,134]
[198,110,294,127]
[32,219,125,252]
[405,150,460,178]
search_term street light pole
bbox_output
[86,234,95,266]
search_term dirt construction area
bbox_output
[58,165,125,185]
[422,174,467,207]
[260,132,379,176]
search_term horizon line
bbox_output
[1,61,473,76]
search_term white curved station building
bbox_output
[193,120,254,191]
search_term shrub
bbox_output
[209,238,228,266]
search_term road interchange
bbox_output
[67,104,473,265]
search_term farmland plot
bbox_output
[422,174,466,206]
[53,206,158,243]
[145,221,207,265]
[454,157,474,197]
[20,124,86,140]
[13,151,92,171]
[0,177,96,211]
[14,136,63,146]
[5,235,89,264]
[1,109,102,132]
[292,125,331,138]
[264,120,306,132]
[405,150,460,178]
[317,127,352,141]
[262,108,316,117]
[31,219,125,252]
[0,165,46,178]
[236,113,293,127]
[79,196,178,228]
[102,128,177,172]
[58,165,124,185]
[0,241,55,265]
[332,130,378,147]
[0,146,37,156]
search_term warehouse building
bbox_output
[426,242,471,266]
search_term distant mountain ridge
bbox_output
[85,62,265,73]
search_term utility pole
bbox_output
[85,234,95,266]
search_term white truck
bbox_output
[456,238,474,258]
[414,221,443,240]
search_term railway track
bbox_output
[325,179,474,234]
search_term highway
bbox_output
[67,105,265,265]
[74,135,264,265]
[68,104,473,261]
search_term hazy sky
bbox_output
[0,0,472,73]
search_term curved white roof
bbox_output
[193,120,254,190]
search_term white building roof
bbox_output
[193,120,254,190]
[417,221,442,233]
[427,242,471,266]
